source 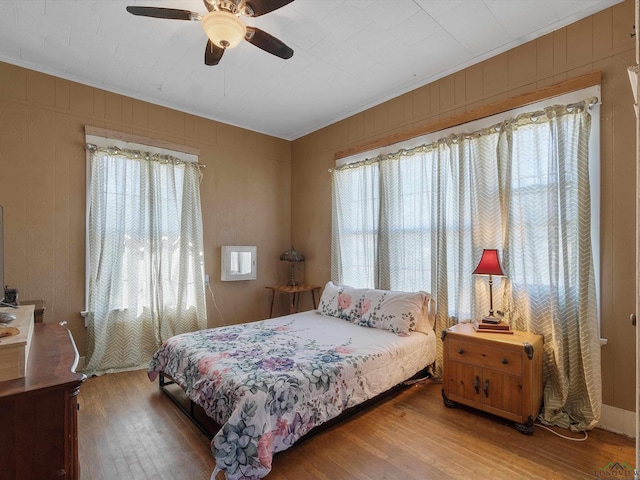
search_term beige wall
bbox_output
[0,62,293,358]
[291,0,637,411]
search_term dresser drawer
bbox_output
[447,338,522,375]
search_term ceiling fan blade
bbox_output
[126,6,197,21]
[244,0,295,17]
[205,40,225,66]
[245,27,293,59]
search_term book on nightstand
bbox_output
[473,319,514,334]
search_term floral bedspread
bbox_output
[148,311,434,480]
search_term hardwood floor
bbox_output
[78,369,634,479]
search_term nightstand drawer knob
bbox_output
[502,358,508,364]
[458,348,464,355]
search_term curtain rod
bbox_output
[85,143,206,168]
[84,126,200,156]
[334,96,598,171]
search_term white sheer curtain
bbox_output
[332,99,600,430]
[499,106,601,430]
[83,145,207,376]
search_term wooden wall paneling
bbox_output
[536,34,555,77]
[147,104,167,134]
[167,109,186,138]
[131,99,149,129]
[121,96,133,125]
[439,75,455,113]
[593,9,614,58]
[0,62,27,100]
[609,52,639,410]
[483,53,509,97]
[508,42,537,89]
[0,101,28,293]
[372,104,389,137]
[50,114,70,324]
[26,70,55,107]
[567,17,594,67]
[598,55,616,409]
[105,91,123,123]
[553,29,568,72]
[465,63,484,104]
[93,89,106,120]
[412,84,430,120]
[55,78,70,111]
[612,0,635,50]
[69,82,94,116]
[25,106,57,305]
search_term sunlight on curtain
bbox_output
[499,105,601,430]
[331,160,379,287]
[332,98,600,431]
[83,146,207,376]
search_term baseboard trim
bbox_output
[598,404,635,437]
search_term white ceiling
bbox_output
[0,0,623,140]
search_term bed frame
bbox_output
[158,363,435,442]
[159,372,216,439]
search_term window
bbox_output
[83,132,207,376]
[333,87,600,321]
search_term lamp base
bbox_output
[287,263,298,287]
[481,316,501,324]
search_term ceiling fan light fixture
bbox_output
[202,10,246,49]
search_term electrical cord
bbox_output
[207,281,226,326]
[535,422,589,441]
[404,377,442,386]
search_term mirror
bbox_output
[221,246,257,281]
[229,251,252,275]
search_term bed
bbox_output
[148,282,437,480]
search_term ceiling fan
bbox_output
[126,0,295,66]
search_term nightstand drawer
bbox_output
[448,338,522,375]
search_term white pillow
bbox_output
[317,281,353,322]
[318,282,432,335]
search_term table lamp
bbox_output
[280,246,305,286]
[472,248,505,324]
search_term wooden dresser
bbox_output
[441,322,543,434]
[0,317,86,479]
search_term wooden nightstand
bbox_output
[441,322,543,434]
[266,284,320,318]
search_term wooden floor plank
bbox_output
[78,371,634,479]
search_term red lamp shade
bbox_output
[472,249,505,277]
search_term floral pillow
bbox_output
[318,281,427,335]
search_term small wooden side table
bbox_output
[266,284,321,318]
